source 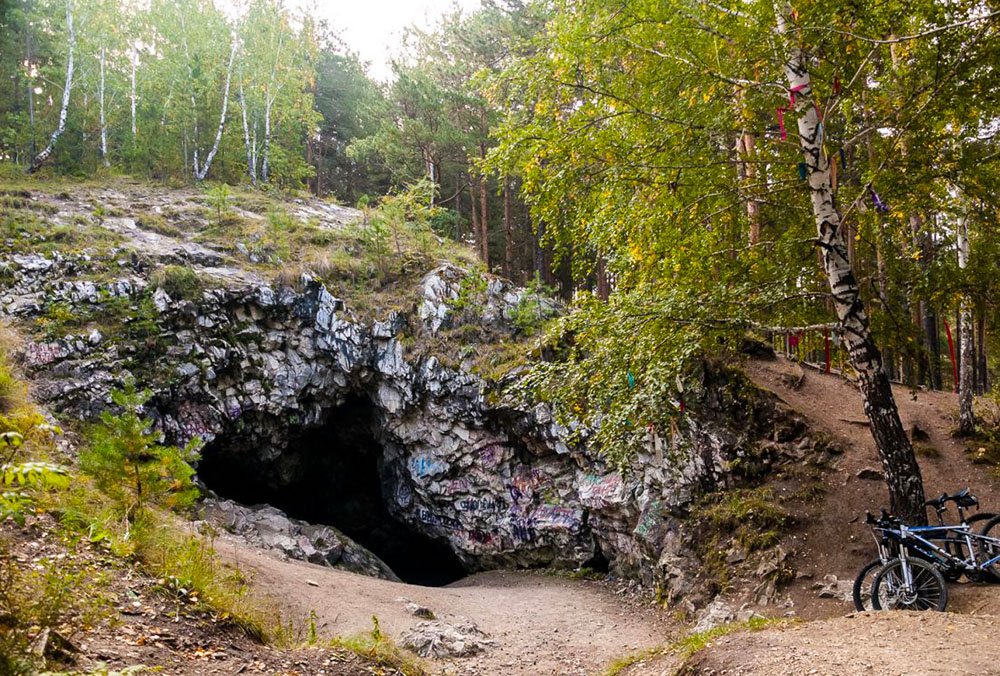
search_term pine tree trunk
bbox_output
[469,175,482,260]
[977,315,988,394]
[130,46,138,139]
[29,1,75,173]
[776,3,926,523]
[477,152,490,267]
[957,218,975,435]
[503,177,514,278]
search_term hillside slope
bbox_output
[619,357,1000,675]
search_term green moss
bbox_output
[674,617,785,664]
[136,213,184,237]
[688,488,791,591]
[150,265,204,301]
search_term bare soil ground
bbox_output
[683,611,1000,676]
[1,515,415,676]
[621,357,1000,676]
[746,357,1000,620]
[219,534,676,676]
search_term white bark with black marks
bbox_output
[99,46,109,167]
[239,79,256,184]
[195,38,238,182]
[29,1,76,173]
[957,217,975,435]
[130,45,137,139]
[776,3,926,523]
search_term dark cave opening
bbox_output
[197,395,468,586]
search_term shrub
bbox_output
[78,383,201,519]
[150,265,203,301]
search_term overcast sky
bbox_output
[299,0,484,80]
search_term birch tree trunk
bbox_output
[262,93,272,182]
[99,47,109,167]
[239,80,256,184]
[29,1,76,173]
[957,217,975,435]
[194,39,238,182]
[776,3,926,523]
[130,45,138,139]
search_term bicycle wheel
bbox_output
[976,514,1000,579]
[871,557,948,611]
[851,558,883,611]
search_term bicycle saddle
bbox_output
[925,488,978,509]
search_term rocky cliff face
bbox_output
[5,243,830,605]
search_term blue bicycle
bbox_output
[853,489,998,612]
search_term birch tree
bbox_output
[774,3,926,521]
[29,0,76,173]
[957,215,975,435]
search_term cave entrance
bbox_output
[197,395,467,586]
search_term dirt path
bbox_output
[219,535,676,675]
[746,357,1000,620]
[682,611,1000,675]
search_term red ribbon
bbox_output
[776,85,808,141]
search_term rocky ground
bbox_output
[7,181,1000,675]
[219,534,675,676]
[1,514,417,676]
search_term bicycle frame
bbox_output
[882,523,1000,573]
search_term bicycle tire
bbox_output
[871,557,948,612]
[851,558,883,611]
[977,514,1000,579]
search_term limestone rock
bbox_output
[5,246,826,605]
[400,619,493,658]
[198,498,398,581]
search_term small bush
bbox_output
[150,265,203,301]
[78,383,201,519]
[328,617,427,676]
[0,537,111,675]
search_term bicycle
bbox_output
[852,489,997,611]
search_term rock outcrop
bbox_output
[4,248,830,604]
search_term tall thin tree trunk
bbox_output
[776,3,926,523]
[957,217,975,435]
[130,45,138,139]
[194,39,238,182]
[469,175,481,258]
[26,27,36,160]
[99,47,109,167]
[29,1,75,173]
[477,152,490,268]
[503,177,514,278]
[977,314,988,394]
[262,94,272,182]
[239,80,256,184]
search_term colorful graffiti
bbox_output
[533,504,583,531]
[578,472,624,507]
[409,454,447,478]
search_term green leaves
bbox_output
[80,382,202,518]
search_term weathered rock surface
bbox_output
[4,247,828,605]
[198,498,399,580]
[400,618,494,658]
